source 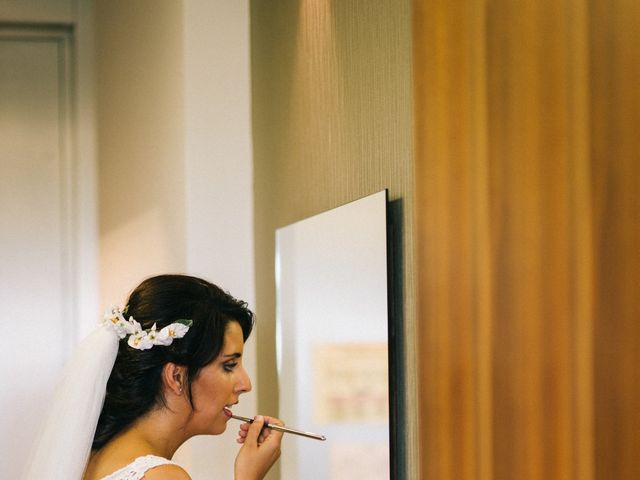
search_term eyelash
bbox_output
[223,362,238,372]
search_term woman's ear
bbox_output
[162,363,186,396]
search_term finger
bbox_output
[245,415,265,444]
[258,417,282,443]
[261,417,284,444]
[264,416,284,427]
[236,427,248,444]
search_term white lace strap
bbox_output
[100,455,178,480]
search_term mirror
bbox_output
[276,190,391,479]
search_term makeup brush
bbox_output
[230,413,326,441]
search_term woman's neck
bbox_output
[121,408,190,459]
[84,407,191,480]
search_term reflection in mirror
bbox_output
[276,190,390,479]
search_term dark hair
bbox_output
[92,274,254,450]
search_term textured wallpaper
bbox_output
[251,1,416,478]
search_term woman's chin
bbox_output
[209,415,230,435]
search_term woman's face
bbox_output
[187,321,252,435]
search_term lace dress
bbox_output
[99,455,178,480]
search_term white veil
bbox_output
[22,325,118,480]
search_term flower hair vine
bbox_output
[102,305,192,351]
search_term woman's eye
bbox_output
[223,362,238,372]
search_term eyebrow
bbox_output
[222,353,242,359]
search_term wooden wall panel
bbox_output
[590,0,640,478]
[413,1,487,478]
[487,2,577,478]
[414,0,639,478]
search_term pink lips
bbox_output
[223,407,233,418]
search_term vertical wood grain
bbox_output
[415,0,638,478]
[414,1,485,477]
[488,2,575,478]
[590,0,640,477]
[565,0,594,478]
[469,1,492,478]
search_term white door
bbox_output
[0,26,78,478]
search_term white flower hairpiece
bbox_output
[102,306,192,350]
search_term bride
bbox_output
[23,274,283,480]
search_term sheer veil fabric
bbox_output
[22,326,119,479]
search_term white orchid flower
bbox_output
[103,306,124,326]
[128,330,153,350]
[155,321,191,346]
[114,321,129,339]
[124,317,142,335]
[102,306,129,339]
[146,323,159,344]
[103,306,126,322]
[102,306,192,350]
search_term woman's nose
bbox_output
[236,367,252,394]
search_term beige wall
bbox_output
[97,0,187,305]
[251,1,416,478]
[0,1,98,475]
[182,0,257,477]
[96,1,255,477]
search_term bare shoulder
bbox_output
[144,463,191,480]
